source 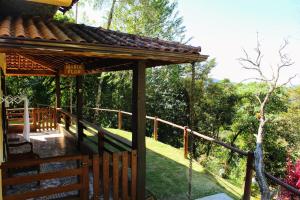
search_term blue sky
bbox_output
[76,0,300,85]
[178,0,300,84]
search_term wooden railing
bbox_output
[93,150,137,200]
[1,154,89,200]
[58,109,132,154]
[6,107,56,133]
[1,151,137,200]
[92,107,300,200]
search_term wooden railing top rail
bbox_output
[265,172,300,196]
[92,108,248,156]
[79,118,132,148]
[1,154,84,169]
[6,108,35,111]
[58,109,78,120]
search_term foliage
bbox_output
[279,157,300,200]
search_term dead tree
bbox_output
[239,37,296,200]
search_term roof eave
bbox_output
[0,38,208,65]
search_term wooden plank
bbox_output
[80,155,89,200]
[122,151,128,200]
[113,152,119,200]
[3,168,82,186]
[131,150,137,200]
[1,154,83,169]
[92,155,100,200]
[131,61,146,200]
[103,153,110,200]
[3,183,82,200]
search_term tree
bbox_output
[239,37,296,199]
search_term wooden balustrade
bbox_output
[92,150,137,200]
[1,150,137,200]
[6,107,56,133]
[1,154,89,200]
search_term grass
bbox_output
[80,127,255,200]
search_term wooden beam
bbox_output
[5,69,55,76]
[76,75,83,150]
[131,61,146,200]
[55,74,61,123]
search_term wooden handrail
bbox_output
[47,106,300,198]
[265,172,300,196]
[79,118,132,148]
[92,108,248,156]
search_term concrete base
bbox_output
[196,193,233,200]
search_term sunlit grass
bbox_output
[104,128,248,200]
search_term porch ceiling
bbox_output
[0,16,208,76]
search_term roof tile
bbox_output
[0,16,202,55]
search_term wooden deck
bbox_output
[7,129,78,158]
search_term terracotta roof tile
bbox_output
[0,16,202,55]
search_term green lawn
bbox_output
[81,127,252,200]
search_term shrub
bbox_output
[278,157,300,199]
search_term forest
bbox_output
[4,0,300,198]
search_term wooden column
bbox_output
[76,75,83,150]
[55,74,61,123]
[131,61,146,200]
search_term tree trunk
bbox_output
[255,117,271,200]
[106,0,116,30]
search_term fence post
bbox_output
[184,126,188,159]
[118,110,122,129]
[243,152,254,200]
[153,116,158,140]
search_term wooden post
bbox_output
[93,154,100,200]
[184,126,188,159]
[55,74,61,124]
[65,114,70,131]
[32,108,37,131]
[153,116,158,140]
[243,152,254,200]
[132,61,146,200]
[76,75,83,150]
[118,110,122,129]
